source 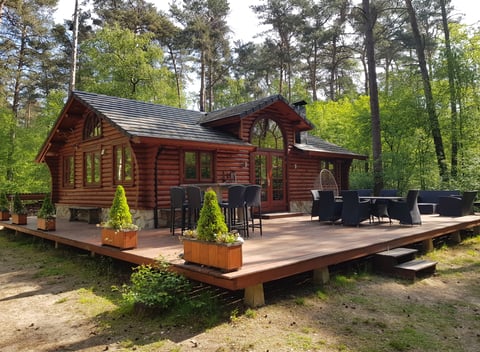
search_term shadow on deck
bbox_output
[2,213,480,306]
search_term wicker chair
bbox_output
[438,191,477,217]
[318,190,342,224]
[388,190,422,225]
[341,190,371,226]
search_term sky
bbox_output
[54,0,266,43]
[54,0,480,38]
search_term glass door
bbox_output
[254,152,285,212]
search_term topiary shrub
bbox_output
[102,185,138,231]
[0,192,9,212]
[195,189,228,242]
[38,194,56,219]
[12,194,27,215]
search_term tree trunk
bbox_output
[199,50,206,112]
[405,0,448,182]
[363,0,383,194]
[440,0,458,178]
[69,0,79,93]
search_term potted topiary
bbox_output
[100,185,139,249]
[11,193,27,225]
[182,188,244,271]
[0,192,10,221]
[37,194,56,231]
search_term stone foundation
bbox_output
[55,204,158,230]
[289,200,311,214]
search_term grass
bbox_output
[1,229,479,351]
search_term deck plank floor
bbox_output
[2,213,479,292]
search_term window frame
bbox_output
[182,150,214,183]
[83,148,102,187]
[83,112,102,141]
[63,155,75,188]
[113,144,134,185]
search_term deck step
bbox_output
[373,247,418,272]
[261,212,304,219]
[392,259,437,280]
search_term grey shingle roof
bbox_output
[294,133,366,159]
[199,94,313,129]
[73,91,251,146]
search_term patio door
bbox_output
[253,152,286,213]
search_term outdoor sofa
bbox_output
[437,191,477,217]
[417,190,460,214]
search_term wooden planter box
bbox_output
[101,228,138,250]
[183,238,243,271]
[11,213,27,225]
[37,217,56,231]
[0,210,10,221]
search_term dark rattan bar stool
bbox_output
[169,186,187,235]
[245,184,262,237]
[221,185,247,236]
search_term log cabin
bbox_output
[36,91,366,229]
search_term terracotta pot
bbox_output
[11,213,27,225]
[0,210,10,221]
[182,238,243,271]
[37,217,56,231]
[101,228,138,249]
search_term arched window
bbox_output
[83,112,102,140]
[251,118,284,150]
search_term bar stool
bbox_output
[245,184,262,237]
[186,185,203,229]
[170,186,187,235]
[221,185,247,236]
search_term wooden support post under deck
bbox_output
[54,241,59,249]
[423,238,434,252]
[244,283,265,307]
[312,267,330,285]
[450,231,462,244]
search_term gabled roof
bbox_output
[72,91,250,146]
[200,94,313,130]
[294,133,367,160]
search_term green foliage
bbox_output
[0,192,9,211]
[120,261,191,310]
[37,194,55,219]
[79,24,179,106]
[104,185,137,231]
[12,194,27,215]
[195,190,228,242]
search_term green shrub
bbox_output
[121,261,191,310]
[0,192,9,212]
[103,185,138,231]
[196,189,228,242]
[38,194,56,218]
[12,194,27,214]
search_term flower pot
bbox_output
[182,238,243,271]
[37,217,56,231]
[101,228,138,249]
[11,213,27,225]
[0,210,10,221]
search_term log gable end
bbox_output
[37,91,365,229]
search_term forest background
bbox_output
[1,0,480,196]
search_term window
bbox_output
[83,112,102,140]
[114,145,133,184]
[251,118,284,150]
[84,150,101,186]
[184,151,213,182]
[63,155,74,187]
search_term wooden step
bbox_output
[392,259,437,280]
[373,248,418,272]
[261,212,304,219]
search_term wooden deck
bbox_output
[2,213,480,305]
